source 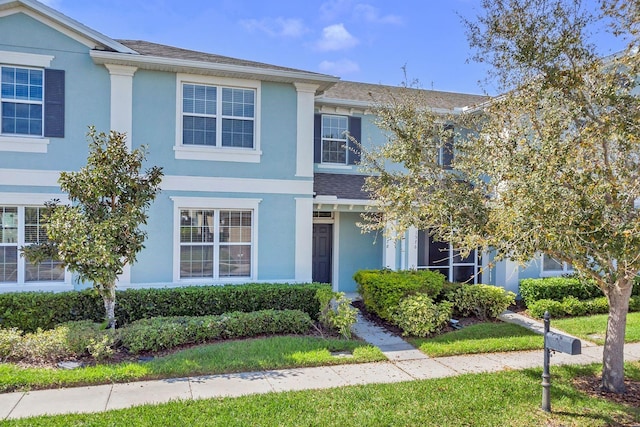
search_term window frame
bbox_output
[171,197,260,282]
[416,230,481,284]
[320,114,349,165]
[540,253,574,277]
[1,65,44,138]
[174,74,261,163]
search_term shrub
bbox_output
[0,328,22,361]
[354,269,445,322]
[560,296,588,316]
[585,297,610,315]
[438,282,464,302]
[527,299,565,318]
[392,294,453,337]
[519,277,603,306]
[118,309,312,354]
[0,283,328,332]
[317,289,358,339]
[451,284,516,320]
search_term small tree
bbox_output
[361,0,639,393]
[23,127,163,329]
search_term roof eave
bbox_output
[315,96,463,115]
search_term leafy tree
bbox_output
[360,0,639,393]
[23,127,163,329]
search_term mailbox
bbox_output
[545,331,581,355]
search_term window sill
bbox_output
[317,164,353,170]
[0,283,72,292]
[0,136,49,153]
[174,146,261,163]
[540,271,573,278]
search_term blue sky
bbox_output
[42,0,624,95]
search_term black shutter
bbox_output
[44,69,65,138]
[441,124,454,170]
[313,113,322,163]
[347,116,361,165]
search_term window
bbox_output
[437,125,454,169]
[1,66,43,136]
[0,206,64,283]
[541,254,573,276]
[314,114,361,165]
[179,209,253,279]
[175,75,260,162]
[417,230,481,283]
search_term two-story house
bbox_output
[0,0,561,297]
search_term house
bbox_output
[0,0,563,296]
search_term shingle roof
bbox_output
[117,40,331,77]
[314,173,370,200]
[319,80,490,110]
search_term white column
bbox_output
[407,226,418,269]
[104,64,137,149]
[294,83,318,178]
[383,223,397,270]
[295,197,314,282]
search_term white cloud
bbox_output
[354,4,402,25]
[240,17,308,38]
[316,23,359,51]
[319,0,353,21]
[319,59,360,75]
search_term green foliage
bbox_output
[21,127,163,328]
[118,310,312,354]
[354,269,445,321]
[528,295,640,319]
[527,299,565,318]
[0,283,327,332]
[519,277,604,306]
[451,284,515,320]
[316,289,358,339]
[392,294,453,337]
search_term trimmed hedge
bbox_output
[354,269,445,322]
[450,284,516,320]
[0,283,328,332]
[520,277,640,307]
[527,295,640,318]
[118,309,312,353]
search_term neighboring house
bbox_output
[0,0,562,295]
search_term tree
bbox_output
[360,0,640,393]
[23,127,163,329]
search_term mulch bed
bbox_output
[573,375,640,407]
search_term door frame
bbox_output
[313,211,339,291]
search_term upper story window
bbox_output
[541,254,573,276]
[1,66,43,136]
[175,74,261,163]
[314,113,361,166]
[437,124,454,170]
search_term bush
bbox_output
[392,295,453,337]
[527,295,640,318]
[354,269,445,322]
[317,289,358,339]
[118,309,312,354]
[451,284,516,320]
[0,283,328,332]
[519,277,603,306]
[527,299,565,318]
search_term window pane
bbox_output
[221,88,254,118]
[0,247,17,282]
[221,118,253,148]
[180,245,213,278]
[453,265,476,284]
[0,207,18,244]
[321,140,346,164]
[322,115,348,139]
[543,255,563,271]
[219,245,250,277]
[183,116,216,146]
[25,259,64,282]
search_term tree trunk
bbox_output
[102,284,117,330]
[602,278,633,393]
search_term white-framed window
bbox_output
[172,197,260,282]
[175,74,261,163]
[416,230,481,283]
[0,205,65,284]
[321,114,348,164]
[1,66,43,137]
[541,254,573,276]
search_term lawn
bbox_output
[408,322,544,357]
[552,312,640,345]
[0,336,384,393]
[3,362,638,426]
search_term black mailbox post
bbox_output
[542,311,582,412]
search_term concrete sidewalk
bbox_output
[2,312,639,420]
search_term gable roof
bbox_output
[317,80,490,112]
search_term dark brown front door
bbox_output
[312,224,332,283]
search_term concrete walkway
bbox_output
[2,311,639,420]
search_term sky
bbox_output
[40,0,626,96]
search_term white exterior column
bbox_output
[295,197,314,282]
[294,83,318,178]
[407,226,418,269]
[104,64,137,149]
[493,258,520,294]
[383,222,397,270]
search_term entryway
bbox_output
[312,223,332,283]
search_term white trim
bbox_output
[294,83,317,178]
[0,283,73,293]
[383,222,397,270]
[170,197,261,283]
[104,64,137,147]
[0,169,60,186]
[0,50,53,67]
[0,136,49,153]
[0,192,68,204]
[407,226,418,269]
[163,176,312,195]
[175,73,261,163]
[317,164,353,170]
[332,211,340,291]
[294,197,313,282]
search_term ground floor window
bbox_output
[0,206,64,283]
[541,254,573,276]
[416,230,481,283]
[179,209,252,279]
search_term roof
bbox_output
[117,40,331,77]
[314,173,370,200]
[318,80,490,112]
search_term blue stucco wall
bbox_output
[337,212,383,292]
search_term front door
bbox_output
[312,224,332,283]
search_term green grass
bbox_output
[0,336,384,393]
[551,312,640,345]
[3,362,638,426]
[408,322,544,357]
